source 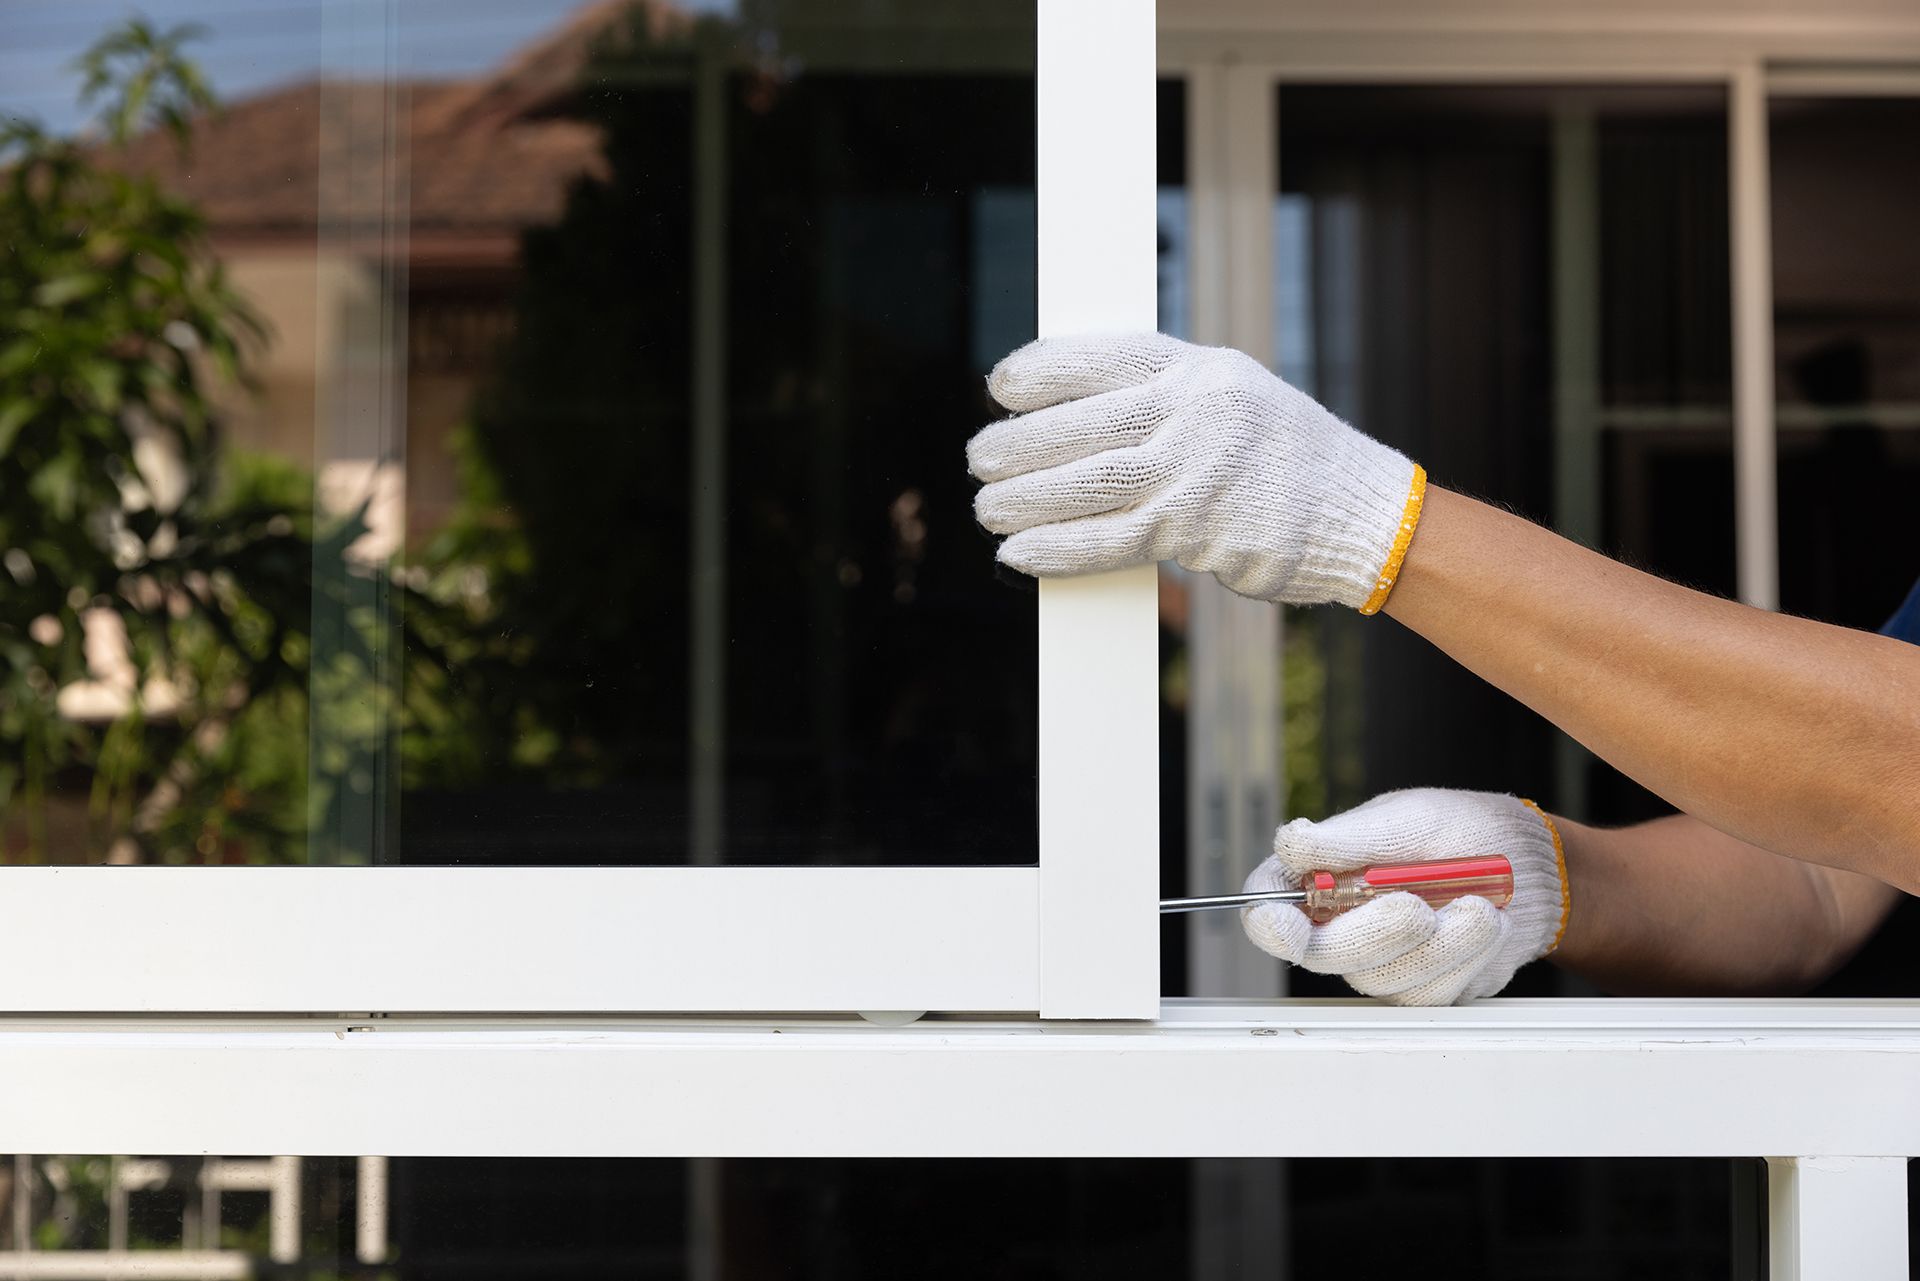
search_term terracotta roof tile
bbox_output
[107,0,688,235]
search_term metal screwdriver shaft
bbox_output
[1159,889,1309,914]
[1159,854,1516,923]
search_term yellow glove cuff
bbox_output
[1358,463,1427,616]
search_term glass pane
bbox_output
[1769,96,1920,631]
[0,1,1037,867]
[1769,94,1920,998]
[1153,77,1196,995]
[0,1153,1747,1276]
[1271,86,1733,994]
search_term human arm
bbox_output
[1239,789,1901,1002]
[1551,810,1901,995]
[967,331,1920,892]
[1384,488,1920,892]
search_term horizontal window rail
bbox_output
[2,1001,1913,1277]
[2,1000,1918,1158]
[0,867,1040,1012]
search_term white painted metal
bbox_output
[0,868,1038,1012]
[1730,61,1781,611]
[1153,996,1920,1029]
[1766,1157,1910,1280]
[0,0,1176,1021]
[3,1002,1920,1157]
[1035,0,1161,1019]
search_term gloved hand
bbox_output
[1240,789,1571,1005]
[967,332,1425,611]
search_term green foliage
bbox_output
[0,20,383,863]
[26,1157,112,1251]
[75,18,217,149]
[409,423,563,783]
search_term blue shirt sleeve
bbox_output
[1882,577,1920,645]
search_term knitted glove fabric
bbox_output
[1240,789,1571,1006]
[967,332,1424,609]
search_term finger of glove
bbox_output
[1457,952,1527,1003]
[1376,909,1512,1007]
[1240,901,1310,965]
[987,333,1186,413]
[1240,854,1294,897]
[1296,892,1437,976]
[1271,790,1475,874]
[1375,947,1505,1007]
[967,383,1167,484]
[974,440,1169,535]
[995,505,1163,579]
[1344,897,1506,1001]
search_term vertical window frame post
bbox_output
[1034,0,1162,1018]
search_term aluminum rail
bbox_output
[0,1000,1916,1158]
[2,1000,1912,1277]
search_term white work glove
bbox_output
[968,332,1425,611]
[1241,789,1570,1006]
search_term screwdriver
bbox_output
[1159,854,1514,923]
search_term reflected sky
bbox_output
[0,0,739,134]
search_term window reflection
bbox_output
[1770,96,1920,632]
[1271,86,1735,990]
[0,1153,1743,1278]
[0,1,1037,867]
[0,1154,325,1267]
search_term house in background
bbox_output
[113,0,680,543]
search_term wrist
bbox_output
[1540,815,1637,983]
[1378,481,1460,625]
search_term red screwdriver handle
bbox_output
[1299,855,1515,924]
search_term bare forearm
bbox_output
[1551,814,1900,994]
[1384,487,1920,890]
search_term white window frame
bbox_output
[5,5,1920,1276]
[0,0,1162,1020]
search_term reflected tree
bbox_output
[0,21,417,863]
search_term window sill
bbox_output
[2,998,1917,1157]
